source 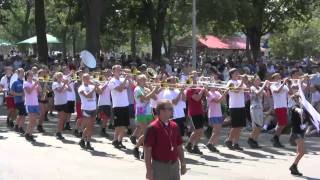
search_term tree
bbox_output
[198,0,316,61]
[34,0,48,64]
[79,0,104,57]
[137,0,171,62]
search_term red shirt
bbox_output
[186,88,204,116]
[144,118,183,161]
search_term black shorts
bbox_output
[55,104,68,113]
[98,105,111,117]
[291,132,304,141]
[15,102,27,116]
[113,106,130,127]
[230,108,246,128]
[66,101,75,113]
[128,104,135,119]
[82,109,96,118]
[172,117,185,136]
[190,115,205,129]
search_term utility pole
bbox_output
[192,0,197,69]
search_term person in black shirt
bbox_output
[289,93,306,176]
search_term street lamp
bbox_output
[192,0,197,69]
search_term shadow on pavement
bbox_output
[90,149,123,160]
[301,176,320,180]
[31,140,52,147]
[0,135,7,140]
[185,157,218,168]
[240,149,276,159]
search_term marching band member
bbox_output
[185,72,207,155]
[78,73,99,150]
[0,66,16,128]
[247,75,270,148]
[63,66,76,130]
[37,69,48,133]
[74,71,84,137]
[224,68,247,151]
[270,73,290,147]
[52,72,70,140]
[23,70,42,141]
[132,74,158,159]
[289,93,306,176]
[11,68,26,134]
[97,69,112,137]
[206,78,228,153]
[108,65,131,149]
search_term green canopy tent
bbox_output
[17,34,61,44]
[0,39,12,46]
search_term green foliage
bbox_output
[269,16,320,59]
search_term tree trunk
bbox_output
[151,32,163,63]
[72,26,76,57]
[62,28,67,58]
[130,26,137,56]
[34,0,48,64]
[84,0,103,58]
[247,27,261,62]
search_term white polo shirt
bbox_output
[228,80,245,108]
[98,81,111,106]
[52,82,68,105]
[108,77,129,108]
[78,84,96,110]
[270,82,289,109]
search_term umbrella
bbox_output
[17,34,61,44]
[0,39,12,46]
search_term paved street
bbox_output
[0,108,320,180]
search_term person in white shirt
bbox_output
[78,73,99,150]
[108,65,131,149]
[96,69,112,137]
[132,74,159,159]
[0,66,16,128]
[270,73,290,147]
[23,71,42,142]
[52,72,70,140]
[63,66,75,131]
[224,68,247,151]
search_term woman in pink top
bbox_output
[23,71,41,142]
[206,75,228,153]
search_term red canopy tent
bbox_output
[198,35,246,50]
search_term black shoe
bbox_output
[9,121,14,128]
[185,142,193,153]
[233,144,243,151]
[86,142,94,151]
[127,128,133,135]
[192,145,203,155]
[14,125,19,132]
[118,141,126,149]
[273,141,285,148]
[79,139,86,149]
[224,140,234,150]
[19,127,25,134]
[206,143,220,153]
[140,152,144,159]
[25,134,35,142]
[130,136,137,145]
[49,112,54,116]
[112,140,121,149]
[133,147,140,159]
[290,164,303,176]
[56,132,65,140]
[37,125,45,133]
[64,122,72,130]
[247,138,258,149]
[79,131,83,138]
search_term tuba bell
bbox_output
[146,68,158,79]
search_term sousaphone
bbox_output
[80,50,96,69]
